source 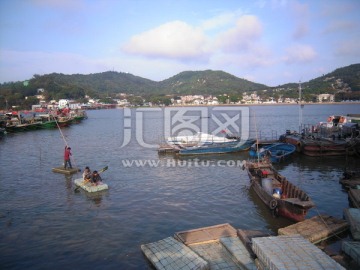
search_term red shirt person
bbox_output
[64,146,72,169]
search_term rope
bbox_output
[312,206,345,241]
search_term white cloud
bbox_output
[122,21,209,61]
[335,40,360,57]
[323,20,357,34]
[291,1,309,39]
[200,11,238,31]
[215,15,262,53]
[283,44,317,64]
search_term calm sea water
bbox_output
[0,104,359,269]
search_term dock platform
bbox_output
[342,241,360,267]
[142,223,256,270]
[52,167,80,175]
[349,189,360,208]
[252,235,345,269]
[344,208,360,240]
[278,215,349,244]
[141,237,208,270]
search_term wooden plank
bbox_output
[174,223,237,245]
[52,167,80,175]
[278,215,349,244]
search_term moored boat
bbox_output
[249,142,296,162]
[266,143,296,163]
[242,158,315,222]
[167,131,239,147]
[301,137,356,156]
[178,139,255,155]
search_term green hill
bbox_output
[0,64,359,109]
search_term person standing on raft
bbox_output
[64,146,72,169]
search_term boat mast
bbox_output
[298,81,303,133]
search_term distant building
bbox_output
[318,94,334,103]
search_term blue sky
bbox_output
[0,0,359,86]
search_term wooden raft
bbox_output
[278,215,349,244]
[52,167,80,175]
[348,189,360,208]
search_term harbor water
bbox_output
[0,104,359,269]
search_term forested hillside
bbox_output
[0,64,359,109]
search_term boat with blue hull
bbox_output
[178,139,256,155]
[250,142,296,163]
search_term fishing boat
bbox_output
[242,158,315,222]
[301,137,356,156]
[249,141,275,157]
[265,143,296,163]
[178,139,255,155]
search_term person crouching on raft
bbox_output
[83,166,91,181]
[91,171,102,186]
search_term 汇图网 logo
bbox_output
[120,106,250,148]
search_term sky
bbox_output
[0,0,359,87]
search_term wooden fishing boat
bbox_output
[178,139,255,155]
[243,158,315,222]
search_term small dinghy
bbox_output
[74,178,109,193]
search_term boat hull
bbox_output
[179,139,255,155]
[244,160,314,222]
[301,139,355,156]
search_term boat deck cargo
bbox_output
[343,208,360,240]
[52,167,80,175]
[349,189,360,208]
[278,215,349,244]
[74,178,108,192]
[252,235,345,269]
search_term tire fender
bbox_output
[269,199,277,210]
